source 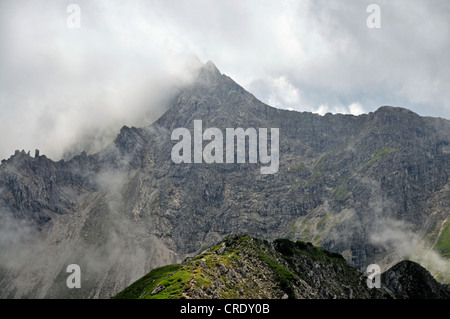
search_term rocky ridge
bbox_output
[114,235,449,299]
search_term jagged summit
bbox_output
[382,260,450,299]
[204,60,221,74]
[193,60,224,86]
[154,60,261,130]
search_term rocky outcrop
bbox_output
[114,235,449,299]
[114,235,393,299]
[382,260,450,299]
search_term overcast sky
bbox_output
[0,0,449,160]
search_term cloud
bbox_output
[246,0,450,118]
[0,0,201,161]
[370,218,450,278]
[1,0,449,161]
[0,210,35,251]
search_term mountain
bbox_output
[113,235,449,299]
[382,260,450,299]
[0,61,449,298]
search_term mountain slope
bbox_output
[382,260,450,299]
[113,235,450,299]
[0,61,449,298]
[113,235,392,299]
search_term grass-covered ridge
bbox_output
[112,234,394,299]
[113,235,297,299]
[112,264,185,299]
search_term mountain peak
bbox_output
[382,260,450,299]
[204,60,220,73]
[195,60,223,85]
[374,105,418,116]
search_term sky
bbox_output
[0,0,449,161]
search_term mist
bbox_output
[0,148,177,298]
[0,0,202,162]
[370,218,450,281]
[360,177,449,279]
[324,177,450,280]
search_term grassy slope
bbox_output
[435,221,450,259]
[112,235,378,299]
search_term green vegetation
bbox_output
[305,171,322,187]
[435,220,450,259]
[112,264,183,299]
[114,235,254,299]
[258,250,296,298]
[314,152,332,171]
[312,235,322,246]
[333,186,350,202]
[355,147,395,175]
[426,220,442,244]
[367,146,394,164]
[285,220,297,237]
[291,239,344,262]
[317,214,331,231]
[416,219,450,284]
[291,212,343,247]
[112,235,359,300]
[273,239,343,267]
[113,234,448,299]
[288,162,308,173]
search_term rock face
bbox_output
[113,235,449,299]
[0,61,449,298]
[382,260,450,299]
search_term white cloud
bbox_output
[0,0,201,160]
[370,218,450,277]
[0,0,449,160]
[266,76,302,109]
[349,103,364,116]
